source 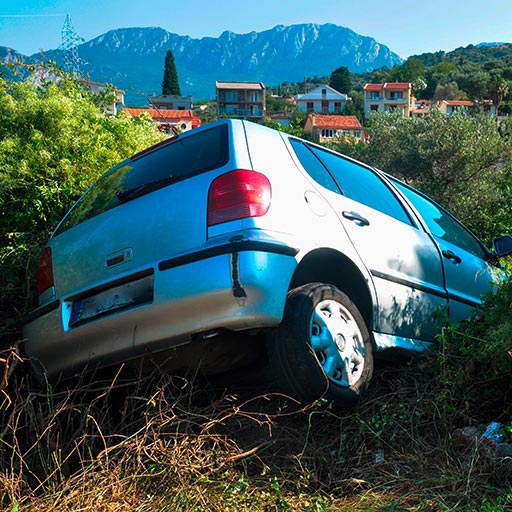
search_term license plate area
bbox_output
[69,272,154,328]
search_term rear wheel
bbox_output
[267,282,373,408]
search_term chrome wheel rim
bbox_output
[309,299,365,387]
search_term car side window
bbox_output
[393,180,488,259]
[309,146,413,226]
[289,139,340,194]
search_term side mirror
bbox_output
[493,235,512,257]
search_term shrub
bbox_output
[329,110,512,243]
[0,71,164,343]
[438,269,512,420]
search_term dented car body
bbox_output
[23,119,511,407]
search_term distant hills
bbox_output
[0,23,403,105]
[412,42,512,67]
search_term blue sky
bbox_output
[0,0,511,58]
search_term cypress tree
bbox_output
[161,49,181,95]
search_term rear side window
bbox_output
[310,146,413,226]
[289,139,340,193]
[291,139,412,225]
[55,125,229,235]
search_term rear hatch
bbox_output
[45,121,242,303]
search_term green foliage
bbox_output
[438,273,512,418]
[266,93,298,115]
[161,49,181,96]
[344,90,364,119]
[385,57,427,85]
[0,72,164,342]
[329,66,352,94]
[433,81,467,100]
[336,43,512,105]
[329,110,512,242]
[194,101,219,124]
[264,112,308,138]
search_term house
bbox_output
[79,79,125,116]
[148,94,193,110]
[122,108,201,133]
[216,81,266,122]
[296,84,351,114]
[437,99,501,116]
[267,111,294,128]
[363,83,413,117]
[482,100,498,116]
[436,100,475,115]
[303,114,363,143]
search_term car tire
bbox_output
[267,282,373,409]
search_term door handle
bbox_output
[442,249,462,264]
[342,211,370,226]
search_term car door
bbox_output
[391,180,499,323]
[290,140,448,342]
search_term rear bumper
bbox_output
[23,243,298,380]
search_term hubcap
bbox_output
[309,299,365,387]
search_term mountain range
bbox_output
[0,23,403,105]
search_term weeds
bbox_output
[437,273,512,422]
[0,344,510,511]
[1,277,512,510]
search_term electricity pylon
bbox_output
[58,14,84,76]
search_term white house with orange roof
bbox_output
[303,114,363,143]
[363,83,413,117]
[436,100,474,115]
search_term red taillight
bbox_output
[207,169,271,226]
[37,247,54,296]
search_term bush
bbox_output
[0,71,165,343]
[329,110,512,243]
[438,269,512,420]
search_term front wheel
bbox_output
[267,283,373,409]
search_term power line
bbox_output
[0,14,66,17]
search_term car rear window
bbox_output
[54,124,229,235]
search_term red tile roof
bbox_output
[383,82,411,89]
[309,114,362,129]
[364,84,383,91]
[123,108,201,128]
[442,100,474,106]
[364,82,411,90]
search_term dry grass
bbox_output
[0,342,511,512]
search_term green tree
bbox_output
[329,66,352,94]
[344,90,364,119]
[0,71,165,341]
[433,81,467,100]
[402,57,426,82]
[490,76,510,114]
[329,110,512,241]
[161,49,181,96]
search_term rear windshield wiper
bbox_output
[116,175,180,203]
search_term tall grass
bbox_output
[1,335,510,511]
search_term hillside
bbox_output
[1,23,402,104]
[411,42,512,67]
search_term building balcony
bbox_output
[218,107,264,117]
[384,97,409,103]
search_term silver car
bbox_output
[23,119,512,408]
